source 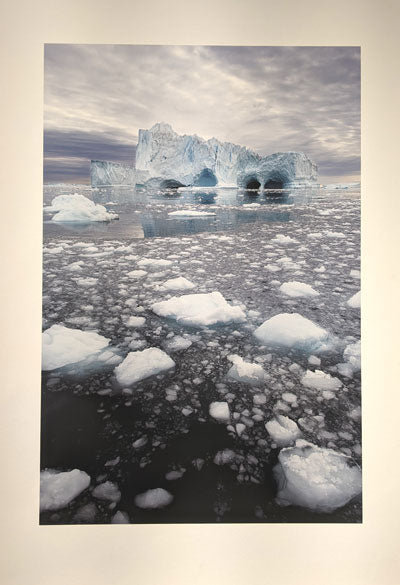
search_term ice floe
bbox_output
[40,469,90,511]
[42,324,110,370]
[347,291,361,308]
[114,348,175,385]
[209,401,230,422]
[226,354,268,385]
[265,415,301,446]
[152,292,246,327]
[92,481,121,503]
[279,281,319,298]
[253,313,330,351]
[134,488,174,509]
[158,276,196,291]
[301,369,342,391]
[168,210,216,217]
[274,440,362,512]
[49,194,118,222]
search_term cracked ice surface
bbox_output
[41,186,361,524]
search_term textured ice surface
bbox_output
[301,369,342,391]
[226,354,267,385]
[40,469,90,511]
[279,281,319,298]
[92,481,121,503]
[42,324,110,370]
[274,440,362,512]
[134,488,174,509]
[347,291,361,308]
[265,415,301,446]
[254,313,329,351]
[152,292,246,327]
[159,277,196,291]
[48,194,118,222]
[168,210,216,217]
[209,401,230,422]
[114,348,175,386]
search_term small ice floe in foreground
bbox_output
[164,336,193,351]
[40,469,90,512]
[42,324,110,370]
[152,292,246,327]
[301,369,342,391]
[158,277,196,291]
[226,354,267,385]
[49,194,118,222]
[111,511,130,524]
[137,258,173,269]
[271,234,298,245]
[265,415,301,446]
[253,313,329,351]
[168,210,216,217]
[347,290,361,308]
[126,316,146,328]
[209,401,230,422]
[274,440,362,512]
[279,281,319,298]
[114,348,175,386]
[134,488,174,509]
[336,340,361,378]
[92,481,121,503]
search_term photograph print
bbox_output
[41,45,361,524]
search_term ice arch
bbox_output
[245,177,261,190]
[160,179,186,189]
[193,168,217,187]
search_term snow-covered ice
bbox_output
[274,440,362,512]
[209,401,230,422]
[301,369,342,391]
[152,292,246,327]
[42,324,110,370]
[279,281,319,298]
[226,354,267,385]
[134,488,174,509]
[40,469,90,511]
[92,481,121,503]
[347,291,361,308]
[158,277,196,291]
[114,348,175,385]
[254,313,330,351]
[265,415,301,446]
[48,194,118,222]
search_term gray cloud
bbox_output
[44,45,360,183]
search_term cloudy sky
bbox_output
[44,45,360,184]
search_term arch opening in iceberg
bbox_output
[193,168,218,187]
[160,179,186,189]
[245,178,261,190]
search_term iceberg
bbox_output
[47,193,118,222]
[114,348,175,386]
[151,291,246,327]
[91,122,318,189]
[253,313,330,351]
[274,440,362,512]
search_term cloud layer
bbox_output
[44,45,360,183]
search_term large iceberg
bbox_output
[46,193,118,222]
[91,122,317,189]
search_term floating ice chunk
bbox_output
[324,231,345,238]
[343,340,361,371]
[214,449,236,465]
[111,511,130,524]
[92,481,121,503]
[242,203,261,208]
[159,277,196,291]
[165,336,193,351]
[126,316,146,328]
[137,258,173,269]
[274,440,362,512]
[271,234,298,245]
[265,415,301,446]
[114,348,175,386]
[67,261,84,272]
[127,269,147,279]
[301,369,342,391]
[347,291,361,308]
[152,292,246,327]
[42,324,109,370]
[40,469,90,512]
[134,488,173,509]
[308,355,321,366]
[254,313,330,351]
[74,277,98,287]
[50,194,118,222]
[350,270,360,279]
[168,210,216,217]
[226,354,267,385]
[279,281,319,298]
[281,392,297,404]
[209,401,230,422]
[236,423,246,436]
[165,469,185,480]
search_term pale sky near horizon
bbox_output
[44,45,360,184]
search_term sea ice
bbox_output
[279,281,319,298]
[343,340,361,371]
[226,354,267,385]
[40,469,90,512]
[168,210,216,217]
[159,277,196,291]
[209,401,230,422]
[114,348,175,386]
[111,511,130,524]
[265,415,301,446]
[126,316,146,328]
[164,336,193,351]
[253,313,329,351]
[92,481,121,503]
[347,291,361,308]
[42,324,110,370]
[274,440,362,512]
[49,194,118,222]
[152,292,246,327]
[301,369,342,391]
[271,234,298,245]
[127,269,147,279]
[137,258,173,269]
[134,488,173,509]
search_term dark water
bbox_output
[41,184,361,524]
